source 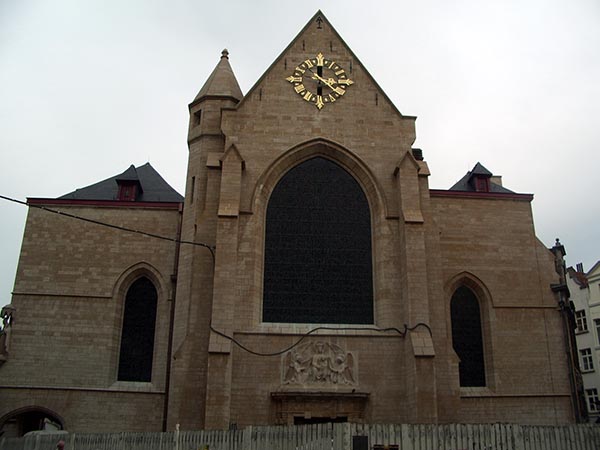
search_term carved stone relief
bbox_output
[0,304,15,362]
[282,341,356,386]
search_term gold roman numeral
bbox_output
[295,67,306,74]
[328,94,337,102]
[316,95,324,109]
[335,69,345,76]
[286,76,303,83]
[334,86,345,95]
[303,91,313,101]
[294,84,306,93]
[304,59,314,68]
[316,53,325,67]
[337,78,354,86]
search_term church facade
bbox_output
[0,12,578,435]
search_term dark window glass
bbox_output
[118,277,157,382]
[451,286,485,387]
[263,157,373,324]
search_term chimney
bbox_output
[576,263,584,273]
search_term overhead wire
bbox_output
[210,323,433,357]
[2,194,433,357]
[0,195,215,262]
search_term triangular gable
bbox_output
[235,10,413,119]
[115,165,140,182]
[220,144,246,169]
[588,260,600,278]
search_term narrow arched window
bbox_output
[451,286,486,387]
[263,157,374,324]
[118,277,157,382]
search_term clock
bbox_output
[286,52,354,109]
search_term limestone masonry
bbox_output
[0,11,581,435]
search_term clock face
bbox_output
[286,52,354,110]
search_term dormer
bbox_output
[115,165,143,201]
[468,163,492,192]
[449,162,515,194]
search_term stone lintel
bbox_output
[271,391,369,399]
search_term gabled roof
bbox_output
[193,49,243,103]
[235,10,414,119]
[471,162,493,176]
[567,267,589,288]
[449,162,515,193]
[587,260,600,278]
[115,165,140,182]
[59,163,183,202]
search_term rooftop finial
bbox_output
[221,49,229,59]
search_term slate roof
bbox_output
[115,165,140,182]
[449,162,515,193]
[193,49,243,103]
[470,162,492,176]
[59,163,183,202]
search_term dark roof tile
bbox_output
[449,162,515,193]
[59,163,183,202]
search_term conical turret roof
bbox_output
[194,49,243,102]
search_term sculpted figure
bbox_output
[0,304,16,358]
[282,341,356,386]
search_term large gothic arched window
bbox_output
[263,157,374,324]
[118,277,158,382]
[451,286,486,387]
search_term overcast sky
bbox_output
[1,0,599,304]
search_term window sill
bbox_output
[575,330,590,335]
[245,323,394,337]
[460,387,493,397]
[109,381,159,392]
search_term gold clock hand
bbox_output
[311,73,337,89]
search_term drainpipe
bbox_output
[162,202,183,431]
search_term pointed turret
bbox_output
[193,49,243,103]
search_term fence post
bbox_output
[174,424,180,450]
[512,425,525,450]
[242,425,252,450]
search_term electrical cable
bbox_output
[210,322,433,357]
[0,195,215,262]
[2,194,434,357]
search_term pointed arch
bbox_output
[262,156,374,324]
[251,138,388,218]
[112,262,166,383]
[118,276,158,381]
[446,272,494,388]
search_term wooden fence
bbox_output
[1,422,599,450]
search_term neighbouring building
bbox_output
[0,11,581,435]
[567,263,600,421]
[584,261,600,420]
